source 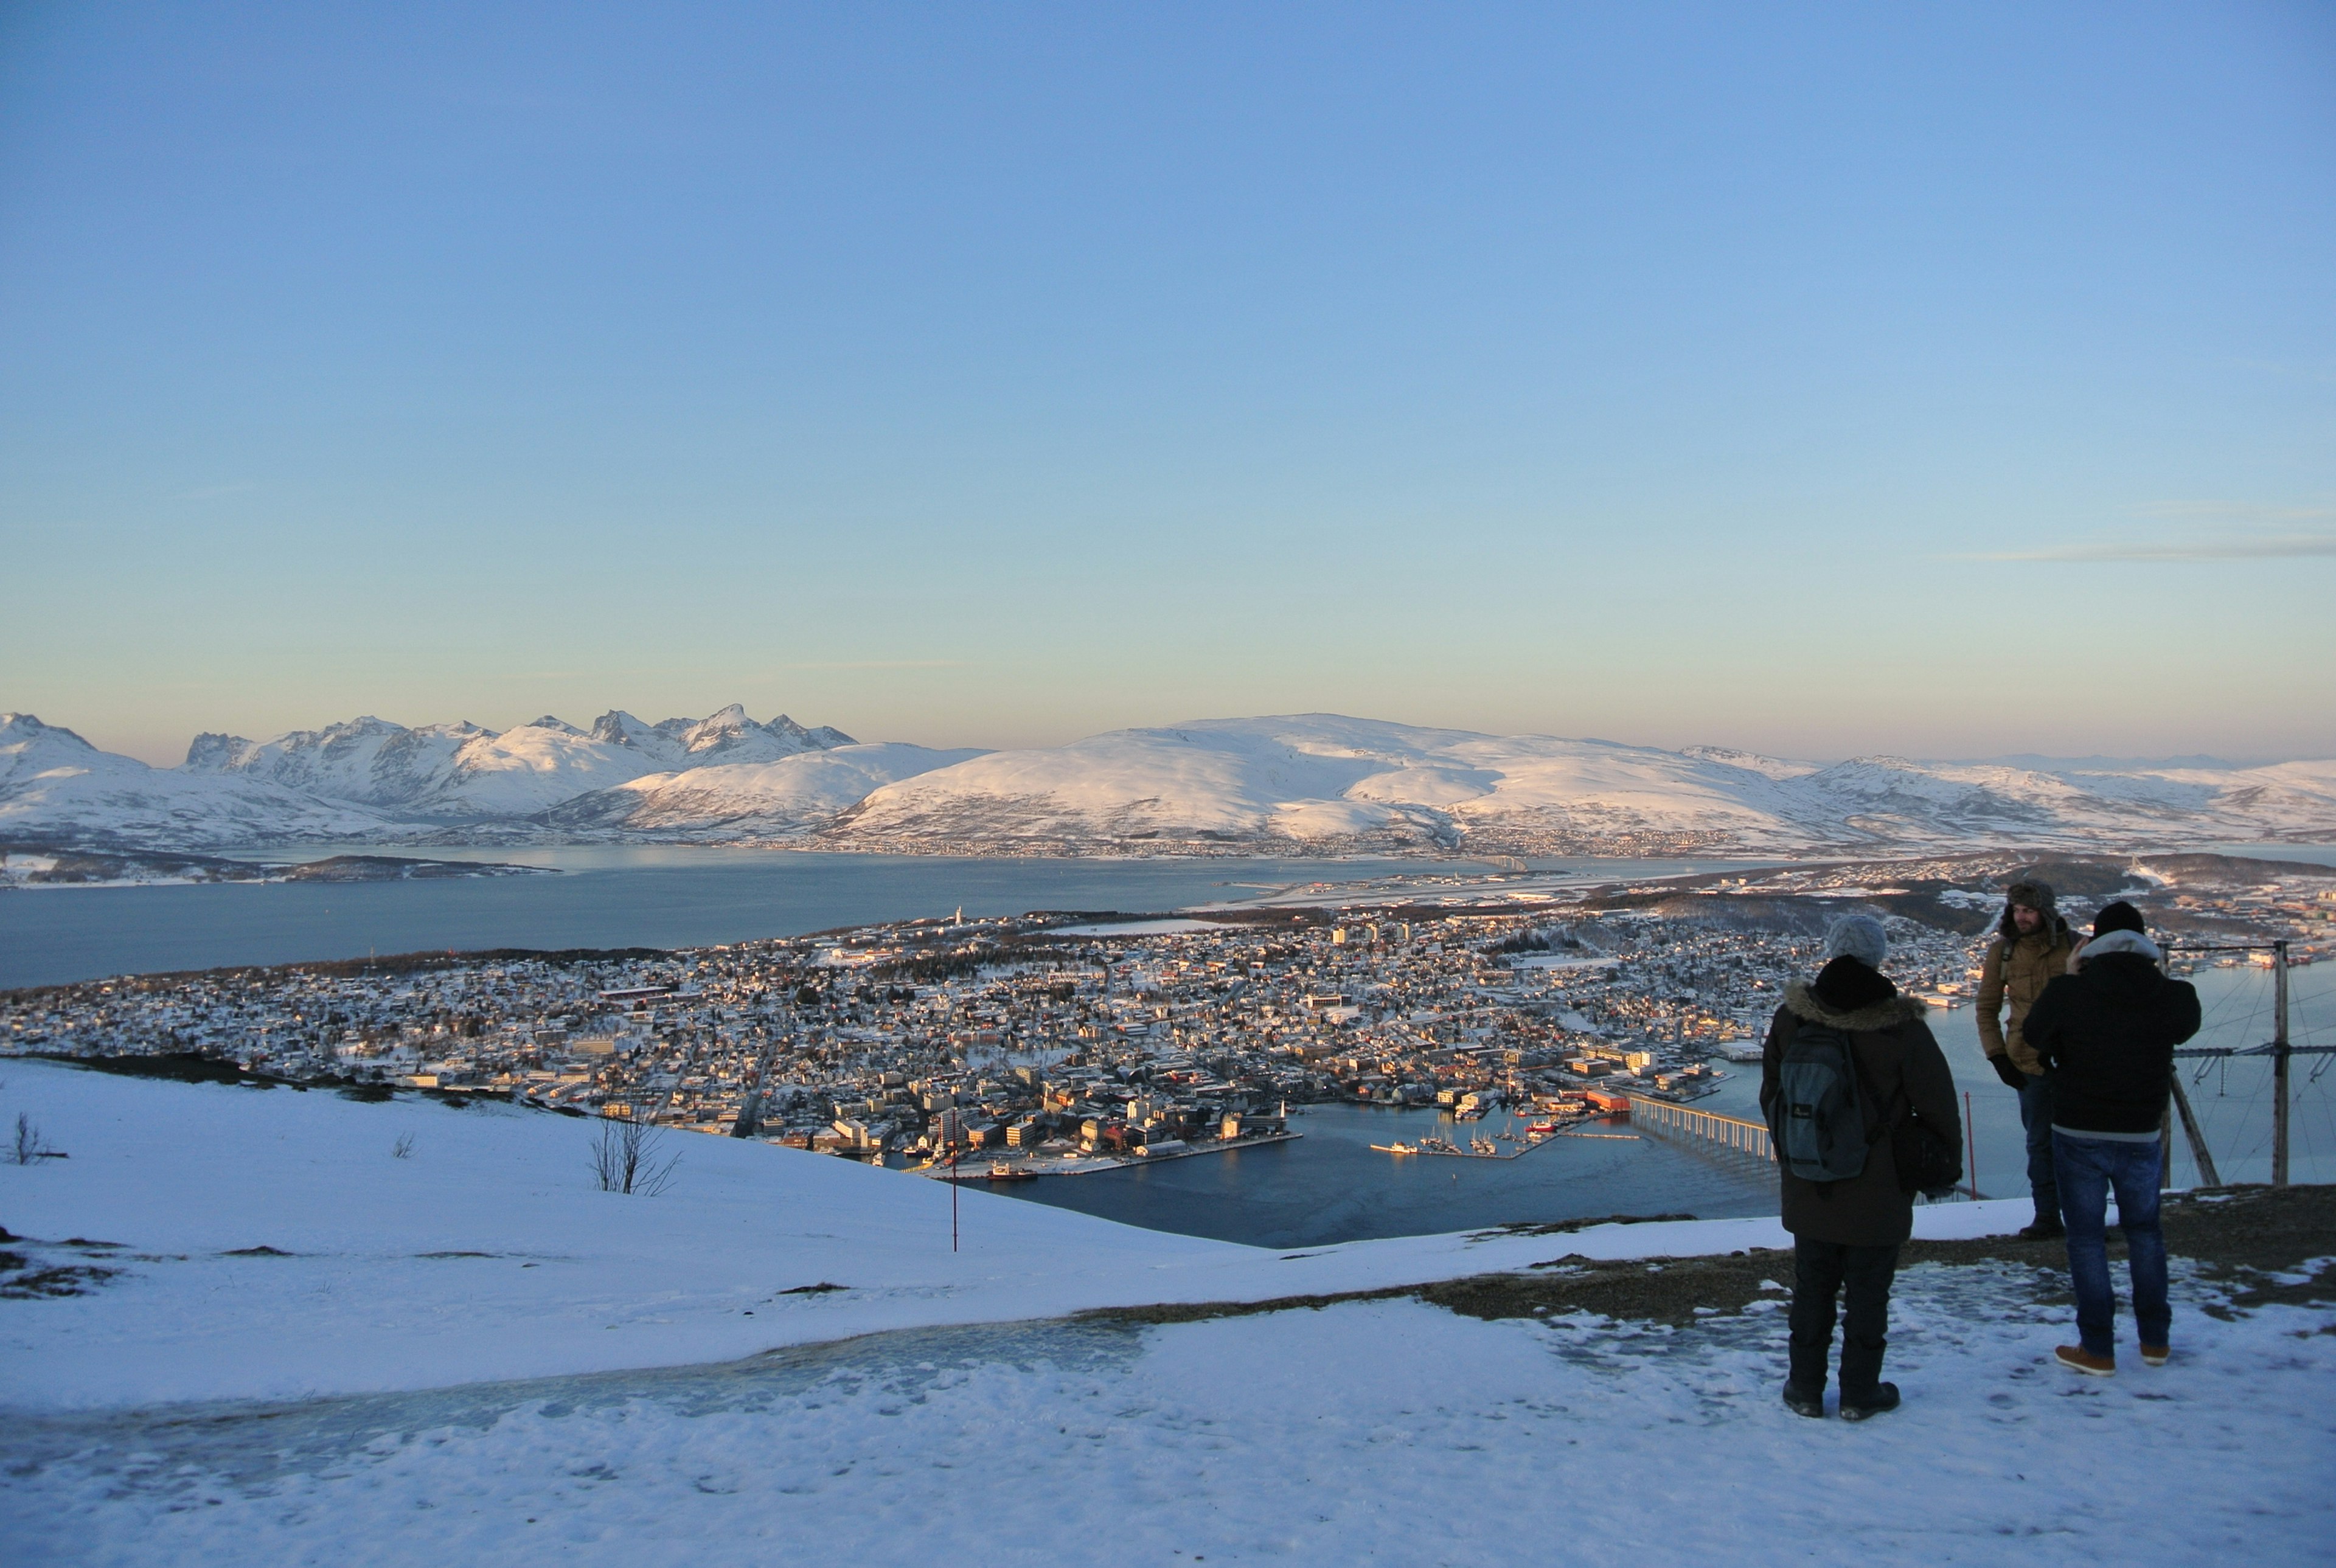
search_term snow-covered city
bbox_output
[9,7,2336,1563]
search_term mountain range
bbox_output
[4,708,2332,858]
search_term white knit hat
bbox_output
[1822,913,1889,970]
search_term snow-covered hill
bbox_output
[5,709,2332,854]
[3,1059,2329,1566]
[824,715,2336,855]
[544,743,987,838]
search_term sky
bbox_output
[2,2,2332,766]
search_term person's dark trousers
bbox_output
[2018,1072,2059,1221]
[1788,1238,1901,1398]
[2053,1132,2170,1359]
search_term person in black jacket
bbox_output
[2022,901,2201,1377]
[1761,914,1961,1421]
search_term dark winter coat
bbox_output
[2023,953,2202,1136]
[1761,973,1962,1246]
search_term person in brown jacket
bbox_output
[1762,914,1962,1421]
[1976,879,2079,1239]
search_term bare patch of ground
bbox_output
[1086,1184,2336,1331]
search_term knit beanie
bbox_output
[2093,900,2146,938]
[1821,914,1889,971]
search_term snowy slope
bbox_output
[0,715,398,848]
[825,715,1794,850]
[0,1055,2041,1409]
[544,743,987,836]
[3,1059,2330,1568]
[829,716,2336,853]
[13,708,2336,853]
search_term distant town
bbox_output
[5,852,2329,1179]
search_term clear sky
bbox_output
[4,2,2332,766]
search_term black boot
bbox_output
[1782,1382,1826,1419]
[1838,1382,1901,1421]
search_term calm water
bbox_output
[0,848,1760,989]
[999,958,2336,1246]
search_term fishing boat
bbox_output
[1369,1141,1420,1155]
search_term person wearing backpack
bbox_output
[2022,901,2200,1377]
[1976,879,2079,1240]
[1762,914,1961,1421]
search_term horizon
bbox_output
[7,701,2324,774]
[5,5,2333,765]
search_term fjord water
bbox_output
[993,957,2336,1246]
[0,847,1754,989]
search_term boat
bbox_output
[985,1160,1037,1181]
[1369,1142,1419,1155]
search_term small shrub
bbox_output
[392,1132,415,1159]
[590,1117,680,1196]
[10,1113,57,1166]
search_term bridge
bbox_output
[1626,1094,1773,1162]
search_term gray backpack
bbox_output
[1770,1019,1879,1182]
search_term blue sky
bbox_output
[3,2,2332,764]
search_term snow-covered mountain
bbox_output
[585,704,857,771]
[822,715,2336,855]
[545,743,987,838]
[1,713,399,848]
[5,709,2332,854]
[181,705,858,819]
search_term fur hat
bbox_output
[2004,879,2057,918]
[2093,900,2146,937]
[1822,913,1889,970]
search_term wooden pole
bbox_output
[2169,1076,2220,1188]
[2272,939,2290,1188]
[1964,1091,1978,1202]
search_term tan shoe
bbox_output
[2140,1344,2169,1367]
[2055,1344,2116,1376]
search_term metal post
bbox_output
[2272,939,2290,1188]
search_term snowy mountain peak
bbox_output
[1,713,117,789]
[519,715,584,736]
[1,712,99,755]
[588,710,669,752]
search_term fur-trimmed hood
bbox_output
[1784,978,1926,1033]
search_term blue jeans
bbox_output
[2019,1072,2059,1218]
[2052,1133,2169,1359]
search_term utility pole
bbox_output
[2272,939,2290,1188]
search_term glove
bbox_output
[1989,1055,2027,1090]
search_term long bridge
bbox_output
[1625,1095,1773,1163]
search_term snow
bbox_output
[10,708,2336,854]
[2,1058,2329,1567]
[0,714,402,848]
[545,743,986,836]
